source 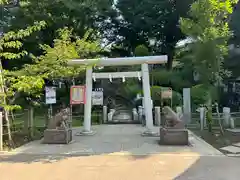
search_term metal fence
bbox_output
[229,112,240,127]
[187,111,240,130]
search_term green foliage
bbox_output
[206,107,213,132]
[2,0,113,43]
[102,0,194,68]
[134,45,149,56]
[152,69,191,91]
[15,27,102,78]
[0,21,46,60]
[191,84,211,106]
[191,84,218,108]
[0,21,47,110]
[230,1,240,45]
[180,0,237,85]
[1,27,103,109]
[123,83,141,100]
[172,91,183,107]
[0,0,11,5]
[150,86,162,103]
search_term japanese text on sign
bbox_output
[70,86,86,104]
[45,87,56,104]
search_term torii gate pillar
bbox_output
[83,66,93,134]
[141,63,154,134]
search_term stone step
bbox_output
[220,145,240,154]
[226,128,240,136]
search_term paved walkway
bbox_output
[1,125,239,180]
[7,125,223,156]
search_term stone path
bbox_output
[220,142,240,155]
[221,128,240,155]
[6,125,222,156]
[2,125,238,180]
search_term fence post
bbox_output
[103,106,107,123]
[108,109,115,122]
[199,107,205,131]
[70,105,73,128]
[132,108,138,121]
[0,112,3,151]
[183,88,191,124]
[229,117,235,129]
[28,107,34,138]
[154,106,161,126]
[138,106,142,124]
[223,107,231,128]
[24,110,29,133]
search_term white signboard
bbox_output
[92,91,103,105]
[45,87,56,104]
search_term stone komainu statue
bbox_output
[48,107,71,130]
[160,106,188,145]
[162,106,185,129]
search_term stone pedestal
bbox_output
[160,128,188,145]
[42,129,72,144]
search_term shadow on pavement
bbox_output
[0,153,154,164]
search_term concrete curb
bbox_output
[189,130,224,156]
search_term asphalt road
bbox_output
[0,154,240,180]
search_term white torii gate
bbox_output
[68,55,168,135]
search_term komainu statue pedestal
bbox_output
[160,128,188,145]
[160,106,189,145]
[43,129,72,144]
[42,107,72,144]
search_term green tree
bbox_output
[0,21,46,146]
[180,0,237,86]
[180,0,237,131]
[230,1,240,45]
[1,26,103,146]
[102,0,194,69]
[1,0,113,69]
[227,1,240,78]
[10,28,103,103]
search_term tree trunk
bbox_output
[166,46,175,70]
[0,62,14,148]
[4,110,14,147]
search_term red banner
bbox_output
[70,86,86,105]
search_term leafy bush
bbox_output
[152,70,191,92]
[134,45,149,56]
[191,84,218,108]
[191,84,210,106]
